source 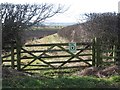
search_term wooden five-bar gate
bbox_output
[2,38,117,71]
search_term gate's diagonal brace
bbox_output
[57,45,75,55]
[57,45,91,66]
[58,45,90,68]
[38,45,55,58]
[21,45,55,69]
[36,45,56,68]
[76,56,92,66]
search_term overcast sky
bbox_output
[1,0,120,23]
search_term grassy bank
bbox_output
[2,75,120,89]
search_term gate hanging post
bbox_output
[16,42,21,71]
[11,41,15,69]
[92,38,96,67]
[96,38,102,67]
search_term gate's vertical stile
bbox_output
[16,42,21,71]
[92,38,96,67]
[11,41,15,69]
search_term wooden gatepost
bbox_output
[95,38,102,67]
[93,37,117,67]
[16,41,21,71]
[11,41,15,69]
[92,38,102,67]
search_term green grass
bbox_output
[26,33,69,44]
[2,75,120,88]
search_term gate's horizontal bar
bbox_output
[20,48,92,53]
[101,56,116,59]
[26,64,49,67]
[20,54,92,59]
[24,43,92,47]
[2,60,17,62]
[2,65,17,67]
[48,59,92,64]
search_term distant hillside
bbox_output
[35,22,77,27]
[44,22,77,26]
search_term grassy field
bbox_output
[25,33,69,44]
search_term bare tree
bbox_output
[58,12,118,43]
[83,12,118,44]
[1,3,67,46]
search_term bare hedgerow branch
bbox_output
[1,3,67,46]
[58,12,119,44]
